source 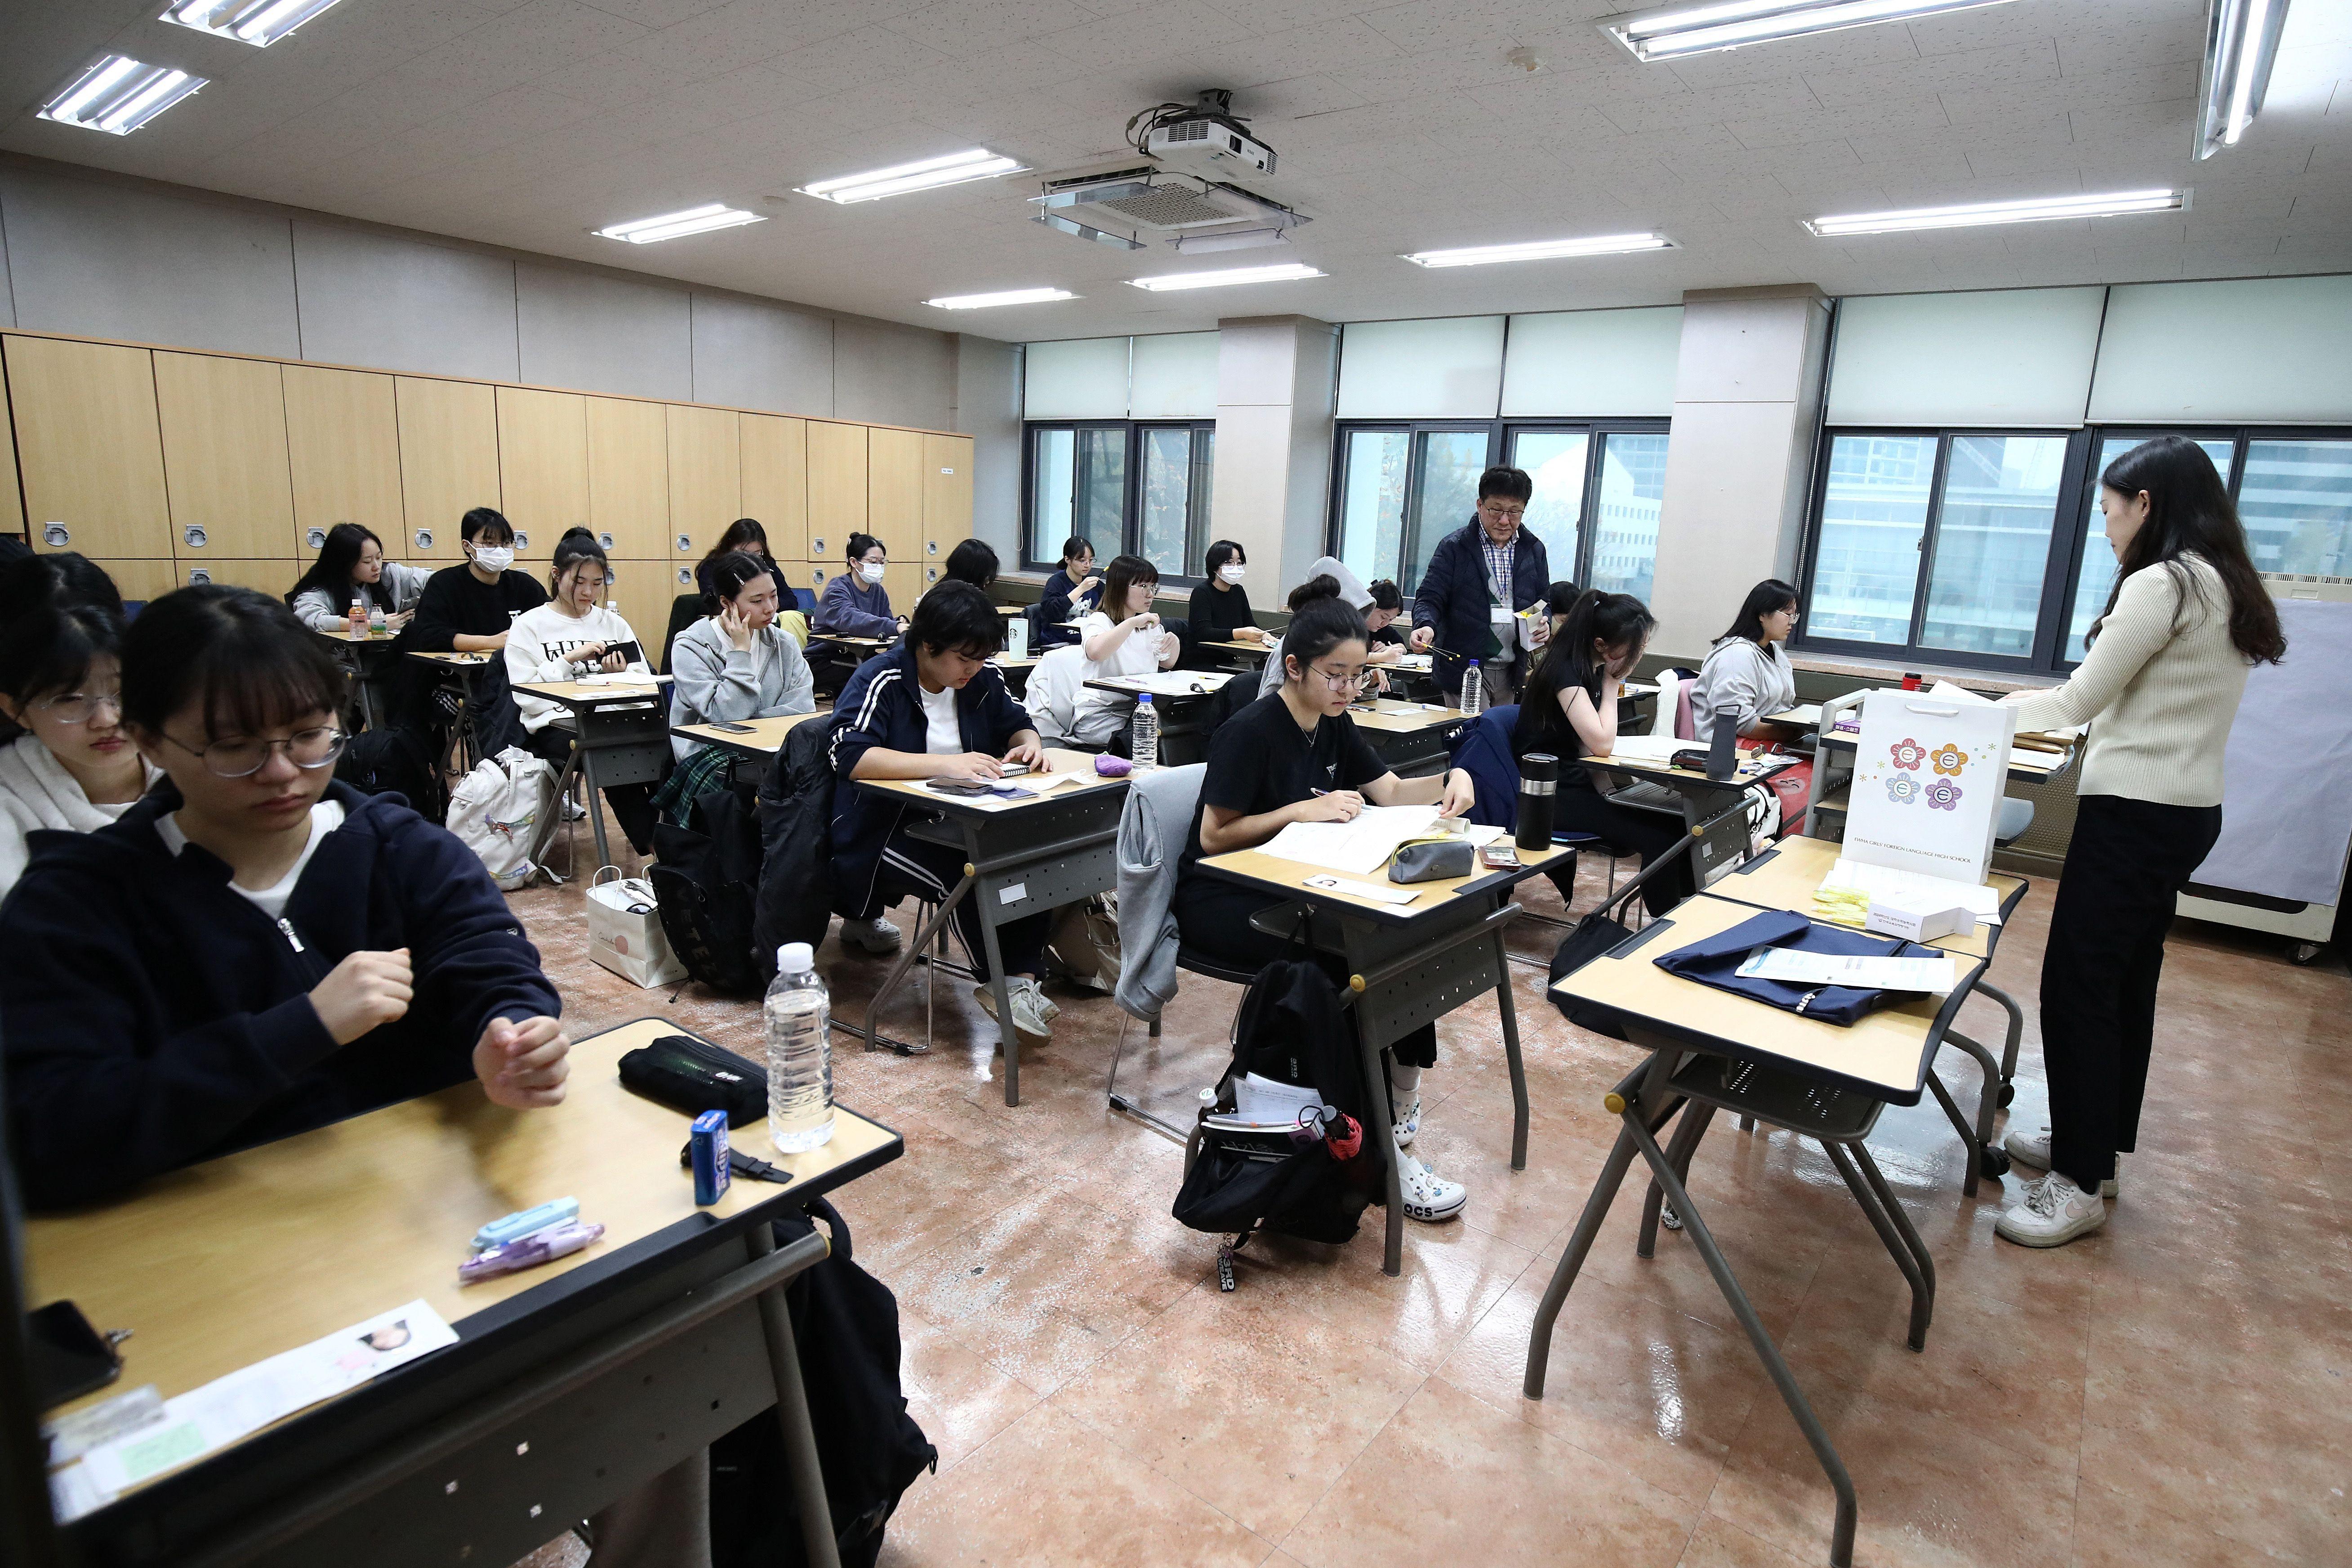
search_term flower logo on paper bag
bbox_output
[1926,778,1964,811]
[1891,737,1927,770]
[1885,774,1921,806]
[1930,742,1968,776]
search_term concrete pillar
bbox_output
[1212,315,1338,591]
[1648,284,1831,661]
[950,334,1023,561]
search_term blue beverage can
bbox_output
[690,1109,731,1206]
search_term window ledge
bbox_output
[1787,651,2058,692]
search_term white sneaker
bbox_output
[1996,1172,2107,1248]
[1391,1095,1422,1148]
[1395,1143,1466,1223]
[1030,984,1061,1024]
[975,977,1052,1045]
[2002,1126,2119,1197]
[561,792,588,821]
[839,915,902,954]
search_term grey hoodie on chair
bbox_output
[1113,763,1206,1023]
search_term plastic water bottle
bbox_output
[369,601,387,634]
[1131,692,1158,770]
[348,597,368,639]
[1459,660,1485,718]
[765,942,833,1152]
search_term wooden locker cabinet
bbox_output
[922,433,974,564]
[883,562,922,610]
[805,421,866,567]
[88,559,181,604]
[739,413,808,560]
[606,561,674,632]
[666,404,740,562]
[155,353,295,562]
[6,335,172,561]
[283,364,404,560]
[395,377,499,560]
[496,387,588,567]
[585,397,670,560]
[866,427,924,566]
[802,562,840,608]
[0,347,22,540]
[175,558,291,593]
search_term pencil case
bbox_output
[1389,838,1474,883]
[618,1034,768,1127]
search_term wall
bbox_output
[951,336,1023,563]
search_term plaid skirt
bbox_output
[650,744,735,828]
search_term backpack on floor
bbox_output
[754,718,839,977]
[649,785,765,994]
[447,746,556,890]
[334,724,442,820]
[709,1198,936,1568]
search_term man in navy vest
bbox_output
[1408,466,1551,705]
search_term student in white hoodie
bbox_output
[1690,579,1800,744]
[0,557,160,897]
[504,529,658,855]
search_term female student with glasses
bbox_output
[0,584,570,1209]
[1173,594,1477,1223]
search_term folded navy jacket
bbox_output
[1654,908,1936,1027]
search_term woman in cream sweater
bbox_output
[1994,437,2285,1248]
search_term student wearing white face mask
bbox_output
[1185,539,1267,647]
[813,532,904,640]
[409,507,547,753]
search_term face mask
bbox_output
[472,545,514,572]
[1218,563,1245,584]
[860,562,887,585]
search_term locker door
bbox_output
[7,335,172,561]
[922,433,974,570]
[804,421,866,569]
[394,377,499,560]
[586,397,670,560]
[866,426,924,565]
[496,386,588,569]
[156,352,295,563]
[739,413,808,560]
[666,404,740,562]
[284,364,404,558]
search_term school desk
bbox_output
[405,649,496,769]
[1536,895,1987,1568]
[851,748,1128,1104]
[1198,837,1572,1277]
[312,626,405,730]
[1343,701,1470,778]
[1082,670,1236,766]
[1580,748,1783,890]
[670,710,829,764]
[509,676,675,874]
[26,1017,902,1568]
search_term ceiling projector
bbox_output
[1029,90,1307,253]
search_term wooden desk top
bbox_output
[1084,671,1235,698]
[814,634,893,650]
[511,675,673,706]
[855,746,1127,815]
[1549,893,1980,1105]
[1204,639,1271,658]
[1345,702,1468,734]
[1585,747,1790,790]
[406,650,493,667]
[314,628,403,646]
[671,711,827,756]
[992,656,1039,672]
[1201,838,1570,924]
[1709,834,2025,960]
[1765,704,1822,728]
[26,1018,901,1443]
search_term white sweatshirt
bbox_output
[0,735,159,897]
[504,603,651,732]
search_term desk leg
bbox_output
[1492,929,1529,1172]
[1978,982,2025,1098]
[855,873,973,1056]
[1524,1122,1644,1398]
[978,913,1020,1108]
[1360,1030,1403,1278]
[745,1225,844,1568]
[1638,1100,1714,1259]
[1823,1142,1933,1352]
[579,745,615,871]
[524,745,585,884]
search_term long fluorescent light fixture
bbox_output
[2196,0,2292,158]
[38,56,207,135]
[797,149,1025,205]
[1129,263,1325,292]
[1405,232,1675,267]
[596,203,766,244]
[1601,0,2020,61]
[925,288,1077,309]
[1803,188,2187,236]
[163,0,352,46]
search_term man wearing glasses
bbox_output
[1407,467,1550,707]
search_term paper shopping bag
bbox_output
[587,870,688,988]
[1842,689,2016,887]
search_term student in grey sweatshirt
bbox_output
[1690,579,1800,744]
[669,551,815,762]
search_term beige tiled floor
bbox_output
[512,830,2352,1568]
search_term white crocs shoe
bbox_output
[1996,1172,2107,1248]
[1391,1096,1422,1148]
[2002,1126,2119,1197]
[1395,1144,1466,1223]
[839,915,902,954]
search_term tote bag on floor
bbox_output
[587,868,688,988]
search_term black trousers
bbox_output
[2041,793,2222,1193]
[1173,875,1438,1070]
[861,829,1049,982]
[521,724,658,857]
[1553,779,1695,918]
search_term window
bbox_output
[1328,419,1670,597]
[1023,421,1214,578]
[1801,424,2352,674]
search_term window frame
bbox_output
[1020,419,1217,584]
[1323,416,1672,596]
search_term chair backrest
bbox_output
[793,587,816,612]
[1025,644,1089,743]
[1113,763,1207,1020]
[1649,668,1680,737]
[662,592,704,675]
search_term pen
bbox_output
[459,1220,604,1283]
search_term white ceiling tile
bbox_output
[1191,18,1408,85]
[576,0,737,24]
[1036,0,1256,71]
[879,0,1108,58]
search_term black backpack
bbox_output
[754,718,838,977]
[650,785,765,994]
[334,724,442,820]
[709,1198,936,1568]
[1172,957,1385,1254]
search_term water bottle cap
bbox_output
[1137,692,1153,704]
[780,942,813,971]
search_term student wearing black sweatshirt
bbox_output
[0,585,567,1210]
[407,506,547,749]
[1185,539,1267,647]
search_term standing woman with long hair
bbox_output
[1994,436,2285,1247]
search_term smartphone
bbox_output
[999,761,1030,776]
[708,721,755,734]
[1480,843,1521,868]
[28,1300,121,1409]
[605,639,644,667]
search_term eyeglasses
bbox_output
[1306,663,1376,695]
[35,690,124,725]
[161,726,347,779]
[1477,501,1525,521]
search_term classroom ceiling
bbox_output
[2,0,2348,343]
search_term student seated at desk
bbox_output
[1186,539,1267,646]
[814,532,904,640]
[941,537,999,592]
[0,556,161,898]
[407,507,547,750]
[1690,579,1799,744]
[1257,567,1399,697]
[286,523,432,634]
[1514,589,1693,919]
[1074,553,1180,745]
[0,585,568,1209]
[1176,595,1477,1223]
[507,530,660,855]
[1366,578,1408,648]
[1037,535,1101,648]
[829,583,1056,1038]
[663,551,816,824]
[691,517,791,605]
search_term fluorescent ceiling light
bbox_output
[1129,263,1325,292]
[596,203,766,244]
[2196,0,2291,159]
[162,0,352,46]
[1601,0,2020,61]
[1405,232,1675,267]
[38,56,206,135]
[925,288,1078,309]
[1803,188,2187,236]
[797,149,1025,205]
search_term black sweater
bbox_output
[411,564,548,651]
[1186,581,1258,642]
[0,781,561,1207]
